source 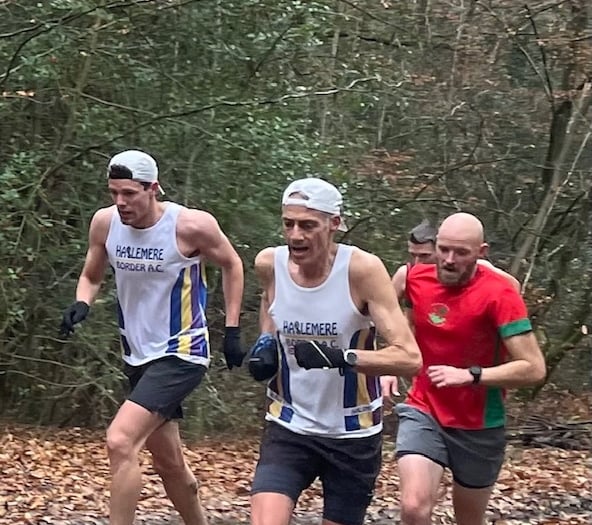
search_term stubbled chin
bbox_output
[438,270,460,285]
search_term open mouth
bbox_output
[289,246,309,256]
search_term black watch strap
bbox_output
[469,366,482,385]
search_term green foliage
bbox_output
[0,0,590,430]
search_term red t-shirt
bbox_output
[405,263,532,429]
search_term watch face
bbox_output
[346,351,357,365]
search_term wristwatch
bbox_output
[469,365,482,385]
[344,349,358,367]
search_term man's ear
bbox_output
[329,215,341,231]
[479,242,490,258]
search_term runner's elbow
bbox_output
[408,349,423,376]
[395,346,422,377]
[530,361,547,385]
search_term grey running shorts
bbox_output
[395,403,506,488]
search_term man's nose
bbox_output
[290,225,305,239]
[444,251,455,264]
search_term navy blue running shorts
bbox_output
[251,422,382,525]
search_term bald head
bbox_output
[436,213,487,286]
[438,213,484,246]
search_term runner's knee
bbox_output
[106,428,138,463]
[152,452,187,478]
[400,493,433,525]
[251,492,293,525]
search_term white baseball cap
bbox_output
[282,177,348,232]
[107,150,165,195]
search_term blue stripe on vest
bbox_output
[168,268,184,350]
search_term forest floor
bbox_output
[1,388,591,525]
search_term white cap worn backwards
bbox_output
[107,150,165,195]
[282,177,347,231]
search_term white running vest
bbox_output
[267,244,382,438]
[105,202,209,367]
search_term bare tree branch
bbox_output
[511,81,592,279]
[0,0,207,89]
[523,3,554,104]
[38,76,380,184]
[476,0,554,105]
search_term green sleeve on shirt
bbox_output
[499,318,532,338]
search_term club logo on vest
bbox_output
[428,303,449,326]
[114,244,165,273]
[282,320,340,354]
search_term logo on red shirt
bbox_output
[428,303,449,326]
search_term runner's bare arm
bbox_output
[351,251,422,377]
[391,265,407,302]
[254,248,276,333]
[480,331,546,388]
[179,209,244,326]
[384,265,409,400]
[76,207,112,305]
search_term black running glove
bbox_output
[223,326,246,369]
[294,341,346,370]
[248,333,279,381]
[59,301,90,337]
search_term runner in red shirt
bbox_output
[404,263,530,429]
[390,212,546,525]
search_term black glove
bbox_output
[59,301,90,337]
[223,326,246,370]
[248,333,279,381]
[294,341,346,370]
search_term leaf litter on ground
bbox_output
[1,390,590,524]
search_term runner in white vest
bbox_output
[60,150,245,525]
[248,178,422,525]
